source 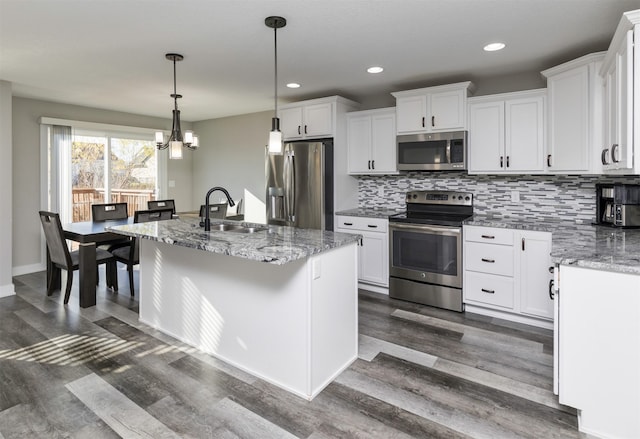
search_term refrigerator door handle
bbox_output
[283,149,291,222]
[290,151,296,222]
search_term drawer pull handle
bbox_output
[548,266,554,274]
[481,258,495,263]
[481,288,495,294]
[343,222,353,226]
[367,225,378,228]
[481,235,495,239]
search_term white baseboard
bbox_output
[464,304,553,330]
[0,283,16,297]
[13,262,46,277]
[358,282,388,295]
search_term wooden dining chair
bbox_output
[148,199,176,215]
[91,203,128,221]
[39,211,115,304]
[110,208,173,296]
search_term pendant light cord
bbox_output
[273,25,278,118]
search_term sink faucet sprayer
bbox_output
[204,187,235,232]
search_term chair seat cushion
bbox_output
[68,248,114,267]
[111,246,132,261]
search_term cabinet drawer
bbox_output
[464,271,514,309]
[465,242,514,276]
[464,226,514,245]
[335,215,388,232]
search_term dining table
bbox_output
[51,218,133,308]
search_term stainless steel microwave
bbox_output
[397,131,467,171]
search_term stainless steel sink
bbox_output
[209,224,266,233]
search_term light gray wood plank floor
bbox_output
[0,270,593,438]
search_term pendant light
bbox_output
[265,16,286,155]
[155,53,199,159]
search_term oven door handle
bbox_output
[389,223,460,234]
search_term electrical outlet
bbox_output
[312,259,321,280]
[511,191,520,202]
[168,180,176,188]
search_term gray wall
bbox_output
[192,110,272,210]
[11,97,193,272]
[1,81,14,295]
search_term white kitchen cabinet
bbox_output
[279,97,358,141]
[542,52,605,174]
[600,12,638,173]
[392,82,474,134]
[468,90,546,174]
[463,225,553,327]
[347,108,397,174]
[557,265,640,438]
[336,215,388,290]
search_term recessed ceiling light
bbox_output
[286,83,300,88]
[484,42,506,52]
[367,66,384,74]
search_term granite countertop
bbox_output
[465,214,640,274]
[107,217,360,265]
[336,207,403,219]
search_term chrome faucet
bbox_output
[204,187,235,231]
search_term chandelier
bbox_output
[265,16,286,155]
[155,53,198,159]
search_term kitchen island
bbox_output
[108,217,359,400]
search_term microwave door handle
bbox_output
[446,141,451,164]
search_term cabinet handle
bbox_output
[372,160,375,169]
[298,126,301,135]
[343,222,353,226]
[360,237,363,246]
[601,148,609,165]
[521,238,525,251]
[367,160,371,169]
[304,125,308,135]
[421,116,425,127]
[481,258,495,263]
[367,224,378,228]
[481,288,495,294]
[506,156,510,167]
[549,280,555,300]
[611,144,620,163]
[547,154,552,167]
[500,156,504,168]
[548,266,554,274]
[481,234,495,239]
[431,116,435,127]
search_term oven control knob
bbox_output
[465,196,470,201]
[421,273,426,278]
[458,196,463,200]
[413,194,418,199]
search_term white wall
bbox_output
[0,81,15,296]
[11,97,193,274]
[192,110,272,212]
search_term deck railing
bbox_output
[72,188,155,222]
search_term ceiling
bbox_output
[1,0,639,122]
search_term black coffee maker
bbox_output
[596,184,640,228]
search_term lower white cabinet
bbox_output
[463,225,553,326]
[336,215,388,288]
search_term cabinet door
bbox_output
[304,103,333,138]
[280,106,304,140]
[505,96,545,172]
[519,231,553,320]
[429,88,466,131]
[546,65,590,172]
[396,95,426,133]
[370,112,397,173]
[347,115,372,174]
[613,30,633,170]
[468,101,505,173]
[360,231,388,287]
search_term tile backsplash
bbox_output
[358,173,640,223]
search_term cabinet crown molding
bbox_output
[541,52,606,78]
[279,95,359,110]
[391,81,475,98]
[600,9,640,76]
[468,88,546,104]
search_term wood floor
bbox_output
[0,269,591,438]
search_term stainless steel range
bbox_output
[389,190,473,312]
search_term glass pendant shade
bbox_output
[268,129,283,154]
[169,141,183,159]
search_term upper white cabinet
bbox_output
[392,82,474,134]
[541,52,605,174]
[468,89,546,174]
[347,108,397,174]
[279,96,358,141]
[600,10,639,174]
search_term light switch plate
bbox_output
[312,259,321,280]
[168,180,176,188]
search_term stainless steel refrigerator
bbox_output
[266,140,333,230]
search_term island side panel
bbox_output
[309,242,359,398]
[558,265,640,439]
[138,240,311,398]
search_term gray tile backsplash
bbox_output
[358,173,640,222]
